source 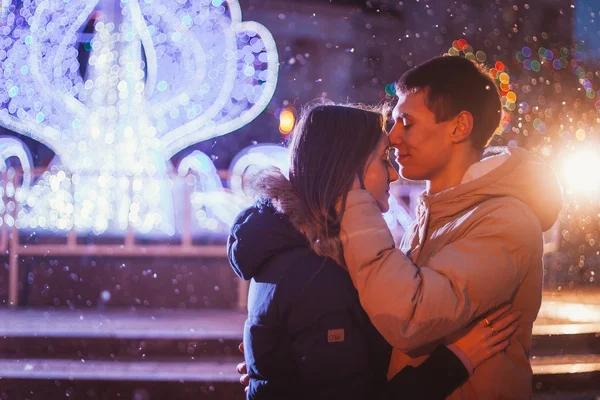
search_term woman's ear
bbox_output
[450,111,474,144]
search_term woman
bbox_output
[227,104,519,400]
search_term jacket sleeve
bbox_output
[381,345,469,400]
[340,190,543,351]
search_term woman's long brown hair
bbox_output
[287,104,386,262]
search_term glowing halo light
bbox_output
[279,109,296,134]
[562,148,600,196]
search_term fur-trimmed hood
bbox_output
[227,168,344,280]
[249,168,345,266]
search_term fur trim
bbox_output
[249,168,345,267]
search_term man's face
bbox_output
[389,91,455,182]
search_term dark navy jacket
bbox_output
[228,200,468,400]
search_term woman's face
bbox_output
[362,133,400,212]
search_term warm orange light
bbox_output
[279,109,295,134]
[562,148,600,196]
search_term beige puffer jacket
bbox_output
[341,146,563,399]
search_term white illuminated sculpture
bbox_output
[0,0,279,235]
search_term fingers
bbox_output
[483,304,512,323]
[349,174,363,191]
[236,362,247,375]
[488,339,510,358]
[240,374,250,386]
[491,311,522,331]
[488,321,519,345]
[237,343,250,390]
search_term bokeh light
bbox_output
[279,108,296,135]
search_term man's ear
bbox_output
[450,111,474,144]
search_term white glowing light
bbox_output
[383,195,414,231]
[562,148,600,196]
[0,0,279,235]
[178,150,247,229]
[228,144,290,199]
[0,137,33,190]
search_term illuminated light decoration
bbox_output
[384,83,396,97]
[278,109,295,135]
[0,137,33,190]
[383,194,413,232]
[1,0,9,15]
[561,148,600,197]
[177,150,247,230]
[178,151,224,193]
[0,0,279,235]
[228,144,290,199]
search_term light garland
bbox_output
[0,0,279,235]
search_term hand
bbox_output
[236,342,250,393]
[452,304,521,370]
[350,174,361,190]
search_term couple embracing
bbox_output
[228,56,563,399]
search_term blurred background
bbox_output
[0,0,599,399]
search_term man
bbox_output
[340,56,563,399]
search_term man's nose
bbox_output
[388,124,404,147]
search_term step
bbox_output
[0,255,239,309]
[0,358,240,382]
[1,300,600,397]
[0,379,244,400]
[532,354,600,394]
[532,354,600,375]
[0,309,246,361]
[0,309,246,399]
[0,308,246,339]
[531,328,600,358]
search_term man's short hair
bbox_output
[396,56,502,151]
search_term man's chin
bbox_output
[399,169,426,182]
